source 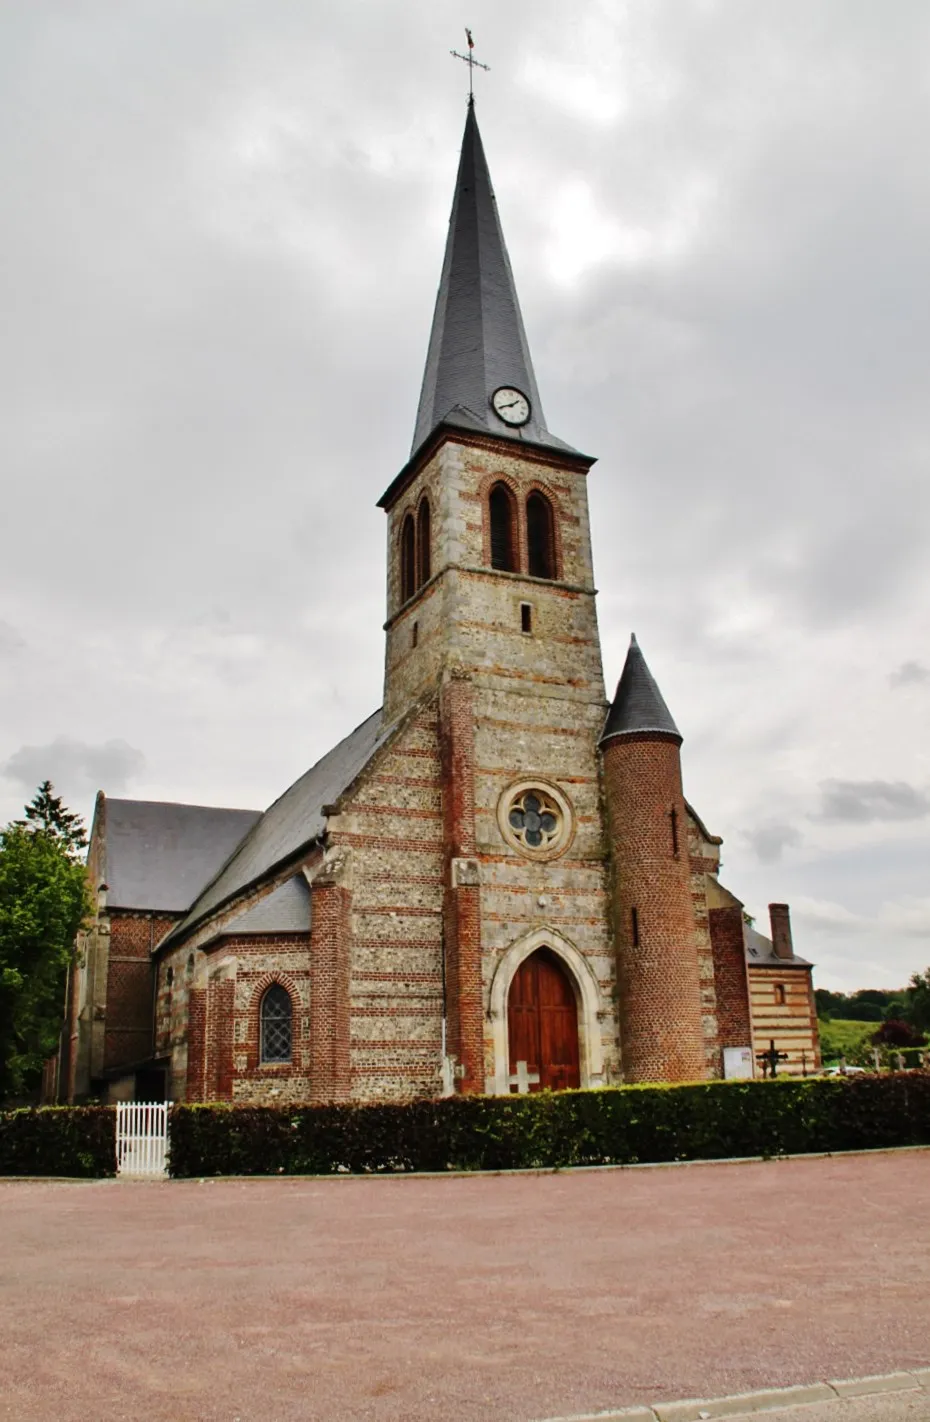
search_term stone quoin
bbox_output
[59,99,819,1105]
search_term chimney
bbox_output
[769,903,794,960]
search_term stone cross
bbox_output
[508,1060,540,1094]
[872,1047,883,1072]
[894,1052,906,1072]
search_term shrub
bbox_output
[872,1019,926,1048]
[168,1074,930,1178]
[0,1105,116,1177]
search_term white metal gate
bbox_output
[116,1101,171,1177]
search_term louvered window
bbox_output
[526,492,556,580]
[400,514,416,602]
[416,498,431,587]
[489,483,518,571]
[261,985,292,1064]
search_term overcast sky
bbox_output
[1,2,928,992]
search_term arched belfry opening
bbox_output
[416,497,431,587]
[489,482,519,572]
[526,491,556,580]
[400,513,416,602]
[507,947,580,1092]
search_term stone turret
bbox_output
[600,636,707,1083]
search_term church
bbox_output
[61,100,820,1106]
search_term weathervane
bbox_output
[450,28,490,103]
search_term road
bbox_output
[2,1150,928,1420]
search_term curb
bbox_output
[535,1368,930,1421]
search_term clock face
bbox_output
[492,386,531,426]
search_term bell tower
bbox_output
[378,99,605,725]
[376,100,611,1095]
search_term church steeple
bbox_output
[411,101,578,459]
[380,98,603,729]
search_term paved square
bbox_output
[2,1151,928,1421]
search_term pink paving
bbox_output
[2,1151,929,1422]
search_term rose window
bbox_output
[508,790,561,850]
[498,781,574,859]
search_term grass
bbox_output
[819,1018,876,1061]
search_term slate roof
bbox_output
[600,635,682,746]
[217,874,311,938]
[161,708,387,947]
[744,923,812,968]
[100,799,262,912]
[411,100,583,461]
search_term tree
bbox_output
[814,987,901,1023]
[903,968,930,1035]
[0,790,92,1100]
[16,780,87,858]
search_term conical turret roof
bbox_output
[600,635,682,746]
[411,101,580,460]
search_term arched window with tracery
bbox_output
[400,513,416,603]
[260,984,292,1064]
[416,497,431,588]
[526,491,557,580]
[489,482,518,572]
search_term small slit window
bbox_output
[400,513,416,603]
[526,491,556,580]
[520,603,532,634]
[416,498,431,588]
[261,984,293,1064]
[774,983,787,1005]
[489,482,518,572]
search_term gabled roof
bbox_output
[600,635,682,746]
[98,799,261,913]
[410,100,582,461]
[160,708,387,947]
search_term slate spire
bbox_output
[411,101,578,458]
[600,635,682,746]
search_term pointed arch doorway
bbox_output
[507,948,580,1092]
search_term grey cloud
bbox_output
[1,2,929,987]
[890,661,930,688]
[0,621,25,654]
[744,822,802,864]
[816,780,930,824]
[2,737,145,800]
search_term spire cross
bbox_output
[450,28,490,101]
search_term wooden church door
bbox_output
[507,948,580,1091]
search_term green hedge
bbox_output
[169,1073,930,1178]
[0,1106,116,1177]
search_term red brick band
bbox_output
[308,879,352,1103]
[439,676,484,1094]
